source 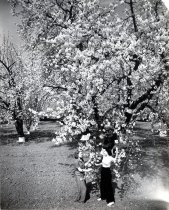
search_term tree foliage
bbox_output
[0,36,46,134]
[10,0,168,130]
[0,37,24,121]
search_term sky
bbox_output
[0,0,21,47]
[163,0,169,9]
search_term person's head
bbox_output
[115,139,118,144]
[74,151,79,159]
[74,151,83,159]
[99,134,104,139]
[101,147,112,156]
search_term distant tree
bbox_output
[121,0,169,125]
[0,37,25,138]
[0,37,46,138]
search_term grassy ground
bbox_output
[0,121,169,210]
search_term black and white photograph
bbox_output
[0,0,169,209]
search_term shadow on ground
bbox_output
[0,122,57,146]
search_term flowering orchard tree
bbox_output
[9,0,169,179]
[123,0,169,130]
[0,36,46,138]
[20,51,48,133]
[0,37,26,138]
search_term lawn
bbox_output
[0,121,169,210]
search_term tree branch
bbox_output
[91,94,101,129]
[0,96,10,110]
[126,0,138,32]
[43,85,68,91]
[9,61,16,70]
[130,74,163,111]
[0,60,10,73]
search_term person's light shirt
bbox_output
[100,150,115,168]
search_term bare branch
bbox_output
[43,85,68,91]
[9,61,16,70]
[0,96,10,110]
[0,60,10,73]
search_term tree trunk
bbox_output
[129,0,138,32]
[92,95,102,130]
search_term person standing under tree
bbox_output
[73,151,92,203]
[95,146,117,207]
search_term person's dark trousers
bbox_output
[75,176,87,203]
[100,167,115,203]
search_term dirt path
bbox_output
[1,142,77,209]
[1,124,169,210]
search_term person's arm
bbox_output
[85,157,92,167]
[95,162,102,166]
[78,167,92,172]
[111,156,117,163]
[100,149,104,156]
[115,147,118,159]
